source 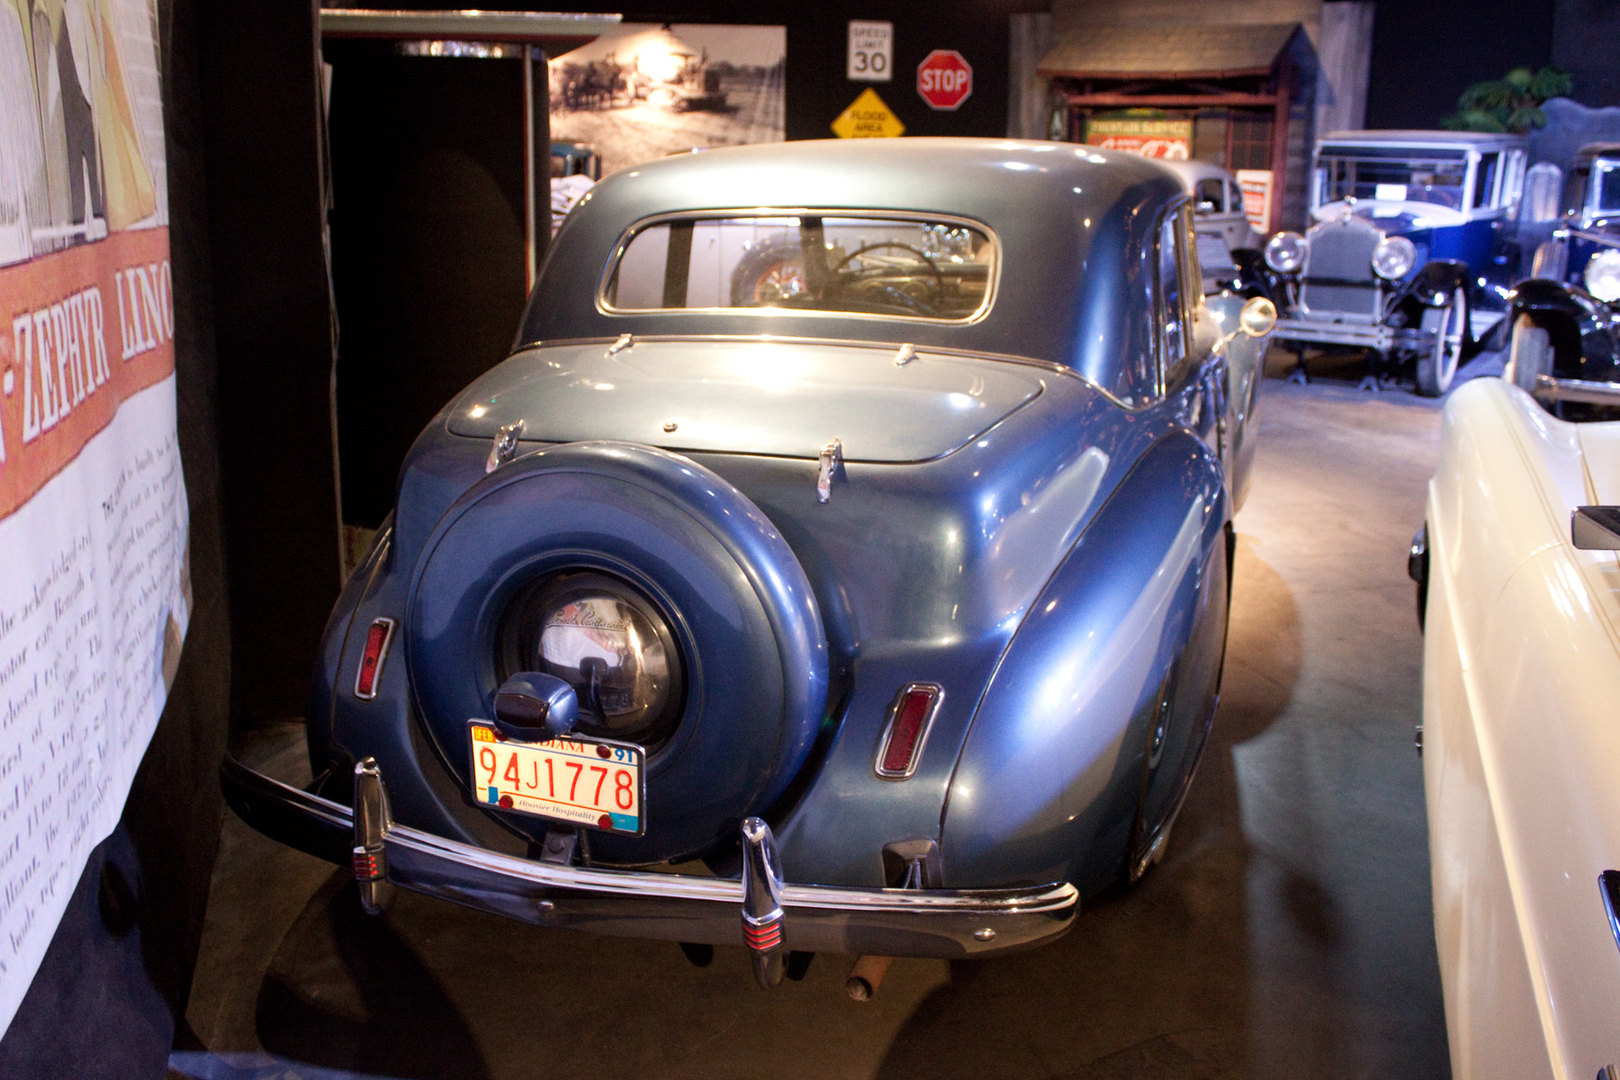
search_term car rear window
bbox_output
[602,214,996,322]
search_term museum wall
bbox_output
[1553,0,1620,108]
[1365,0,1557,128]
[360,0,1039,145]
[1051,0,1323,37]
[200,0,341,734]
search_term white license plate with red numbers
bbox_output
[468,723,645,835]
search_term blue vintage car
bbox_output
[1264,130,1528,395]
[1504,143,1620,399]
[222,138,1276,991]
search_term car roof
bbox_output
[1318,129,1526,152]
[1153,157,1239,194]
[1575,143,1620,166]
[562,137,1180,220]
[520,138,1185,391]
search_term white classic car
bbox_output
[1157,157,1257,253]
[1413,375,1620,1079]
[1157,158,1259,294]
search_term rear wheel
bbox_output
[1505,313,1552,395]
[1415,287,1466,397]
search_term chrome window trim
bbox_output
[594,207,1002,327]
[1151,199,1198,397]
[873,682,945,780]
[1591,161,1620,219]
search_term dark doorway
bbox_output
[324,41,534,541]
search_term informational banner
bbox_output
[0,0,189,1038]
[1086,117,1192,160]
[1236,169,1275,233]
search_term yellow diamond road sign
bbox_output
[832,88,905,139]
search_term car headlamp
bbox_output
[1585,249,1620,303]
[1371,236,1417,281]
[1264,231,1308,274]
[504,571,685,748]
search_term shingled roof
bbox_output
[1037,22,1303,80]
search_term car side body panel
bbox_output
[941,429,1228,893]
[1425,378,1620,1080]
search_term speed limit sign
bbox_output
[847,21,893,82]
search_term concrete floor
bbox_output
[173,362,1454,1080]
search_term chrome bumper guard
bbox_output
[221,754,1078,963]
[1273,315,1431,352]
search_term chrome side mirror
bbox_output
[1573,506,1620,550]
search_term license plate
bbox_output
[468,723,645,835]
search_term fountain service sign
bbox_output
[0,0,190,1037]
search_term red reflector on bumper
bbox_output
[876,684,942,779]
[354,618,395,700]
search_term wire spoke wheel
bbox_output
[1416,287,1467,397]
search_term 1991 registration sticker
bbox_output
[468,723,645,835]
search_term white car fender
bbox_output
[1426,377,1620,1080]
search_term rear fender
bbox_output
[1512,277,1586,320]
[938,431,1228,893]
[306,518,393,788]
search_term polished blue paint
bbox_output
[940,432,1227,891]
[524,139,1177,399]
[406,441,828,863]
[449,339,1045,463]
[304,138,1258,899]
[1425,216,1494,274]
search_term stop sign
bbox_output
[917,50,972,111]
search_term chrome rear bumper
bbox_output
[221,754,1078,960]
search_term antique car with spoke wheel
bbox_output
[222,139,1275,992]
[1263,130,1528,395]
[1504,143,1620,410]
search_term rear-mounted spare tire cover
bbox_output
[406,441,828,864]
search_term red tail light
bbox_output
[354,618,395,700]
[876,684,943,779]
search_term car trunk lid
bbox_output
[447,338,1044,463]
